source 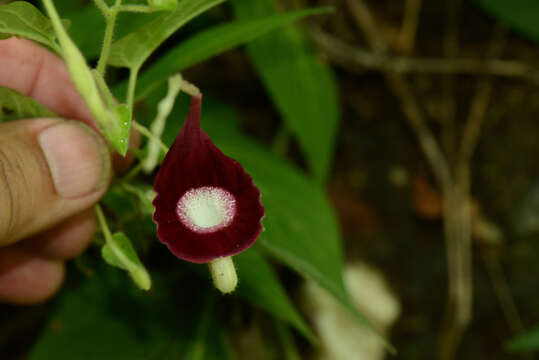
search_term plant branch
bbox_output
[118,4,155,13]
[345,0,387,53]
[93,0,109,15]
[399,0,422,53]
[310,28,539,84]
[96,0,121,76]
[126,66,140,111]
[344,0,451,191]
[131,121,169,153]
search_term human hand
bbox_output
[0,38,132,305]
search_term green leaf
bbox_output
[108,0,226,69]
[0,1,61,53]
[148,0,179,11]
[28,266,233,360]
[232,0,339,183]
[118,7,333,100]
[102,232,151,291]
[473,0,539,43]
[506,325,539,352]
[0,86,56,122]
[115,104,132,155]
[182,294,235,360]
[235,247,315,342]
[275,321,302,360]
[147,93,392,351]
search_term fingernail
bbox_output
[38,121,110,198]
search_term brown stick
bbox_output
[310,29,539,84]
[400,0,423,53]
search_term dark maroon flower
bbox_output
[153,94,264,266]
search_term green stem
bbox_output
[118,4,155,13]
[126,66,139,111]
[95,204,112,240]
[92,0,109,15]
[123,162,143,182]
[131,121,169,153]
[96,0,121,76]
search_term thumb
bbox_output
[0,118,111,246]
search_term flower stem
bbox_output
[126,66,139,111]
[96,0,121,76]
[208,257,238,294]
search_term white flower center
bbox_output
[176,186,236,233]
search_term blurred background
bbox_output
[2,0,539,359]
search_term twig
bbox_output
[399,0,422,53]
[310,28,539,84]
[437,2,462,358]
[440,0,460,161]
[458,26,507,170]
[386,76,452,190]
[344,1,451,192]
[345,0,388,53]
[439,24,507,360]
[481,249,524,335]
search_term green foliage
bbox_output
[0,0,394,353]
[473,0,539,42]
[101,233,151,291]
[231,0,339,183]
[0,1,61,52]
[108,0,226,69]
[28,267,233,360]
[234,247,314,341]
[0,86,56,122]
[96,205,151,291]
[124,7,334,100]
[506,325,539,352]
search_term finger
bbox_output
[19,210,97,260]
[0,37,93,125]
[0,247,64,305]
[0,118,111,246]
[0,37,140,170]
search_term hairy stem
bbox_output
[118,4,155,13]
[92,0,109,15]
[96,0,122,76]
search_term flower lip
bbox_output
[176,186,237,234]
[153,94,265,264]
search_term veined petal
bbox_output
[153,95,264,263]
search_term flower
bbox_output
[153,94,264,266]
